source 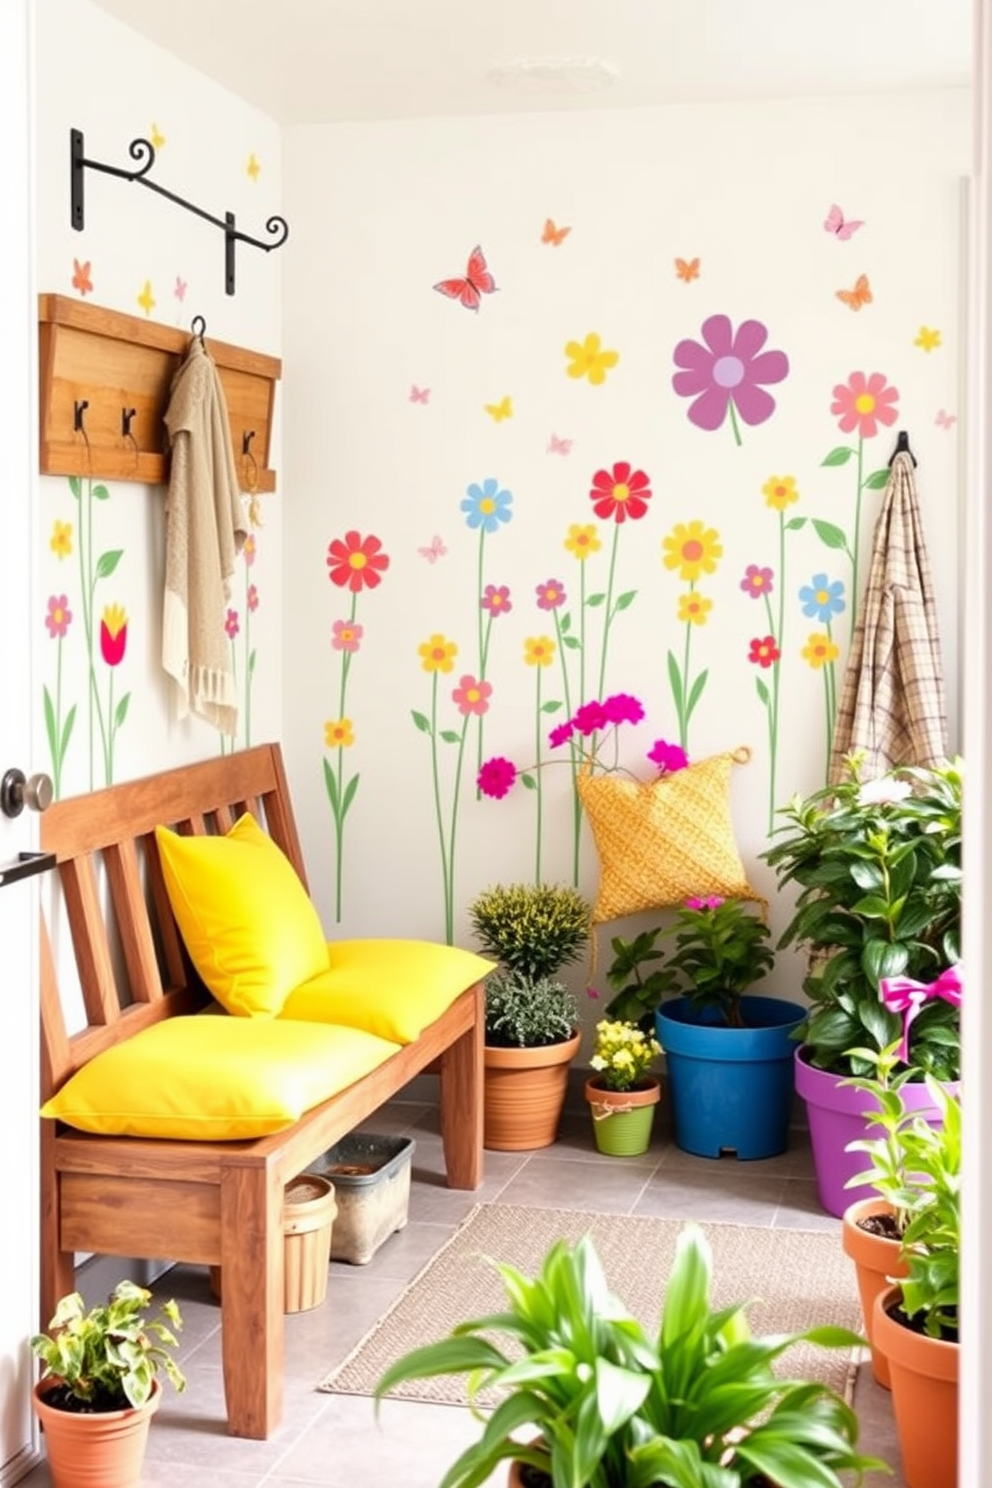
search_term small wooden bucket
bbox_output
[209,1174,337,1313]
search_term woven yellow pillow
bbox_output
[155,812,330,1018]
[577,748,761,923]
[40,1015,401,1140]
[279,939,496,1043]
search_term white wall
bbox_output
[282,91,970,1024]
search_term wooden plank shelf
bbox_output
[38,295,282,492]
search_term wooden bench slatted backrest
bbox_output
[40,743,304,1098]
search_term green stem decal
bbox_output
[728,400,743,447]
[597,525,620,700]
[852,434,864,635]
[534,666,544,885]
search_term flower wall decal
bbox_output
[43,589,76,799]
[98,601,130,785]
[672,314,789,445]
[323,528,391,922]
[661,518,722,752]
[565,332,619,386]
[463,477,514,790]
[822,370,899,635]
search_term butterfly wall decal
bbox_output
[824,203,864,240]
[173,274,188,303]
[433,245,497,312]
[542,219,571,246]
[418,535,447,564]
[485,396,512,423]
[72,259,93,296]
[409,385,431,404]
[935,409,957,430]
[547,433,573,455]
[674,257,700,283]
[836,274,872,311]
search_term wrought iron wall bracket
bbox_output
[0,851,56,889]
[70,128,289,296]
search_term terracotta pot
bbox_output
[583,1075,661,1156]
[483,1030,581,1151]
[840,1196,909,1388]
[32,1377,161,1488]
[873,1284,958,1488]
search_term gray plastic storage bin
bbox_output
[308,1133,415,1265]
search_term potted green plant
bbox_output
[374,1220,886,1488]
[468,883,590,1152]
[603,897,802,1160]
[762,754,962,1215]
[30,1279,186,1488]
[871,1078,961,1488]
[583,1017,663,1156]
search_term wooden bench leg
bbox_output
[438,983,484,1190]
[220,1164,284,1439]
[39,1127,75,1330]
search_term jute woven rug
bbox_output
[319,1203,864,1406]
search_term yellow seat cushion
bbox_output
[279,939,496,1043]
[155,812,330,1017]
[577,749,763,923]
[40,1015,401,1140]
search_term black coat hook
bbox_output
[121,407,137,437]
[190,314,207,341]
[73,399,89,432]
[242,430,255,455]
[888,429,917,468]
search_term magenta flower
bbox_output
[648,738,689,773]
[601,693,645,726]
[685,895,725,911]
[536,579,566,610]
[672,314,789,445]
[225,609,240,639]
[45,595,72,639]
[572,700,608,736]
[741,564,774,599]
[478,756,517,799]
[549,721,574,749]
[481,584,512,617]
[247,584,259,612]
[452,674,492,717]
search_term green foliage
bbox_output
[469,882,592,980]
[762,755,962,1079]
[484,969,579,1048]
[841,1041,924,1234]
[894,1079,961,1340]
[374,1223,886,1488]
[31,1280,186,1411]
[602,900,774,1030]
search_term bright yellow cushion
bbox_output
[40,1016,401,1139]
[155,813,330,1017]
[577,749,764,923]
[279,939,495,1043]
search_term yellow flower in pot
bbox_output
[585,1018,663,1156]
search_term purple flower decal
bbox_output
[672,314,789,446]
[481,583,512,617]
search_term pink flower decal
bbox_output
[647,739,688,773]
[536,579,566,610]
[45,595,72,639]
[549,721,574,749]
[589,462,652,524]
[830,372,899,439]
[243,534,257,567]
[452,674,492,717]
[99,604,128,667]
[247,584,259,613]
[478,756,517,799]
[741,564,773,598]
[225,609,240,639]
[332,619,363,653]
[672,314,789,445]
[749,636,780,668]
[481,583,512,616]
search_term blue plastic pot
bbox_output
[655,996,806,1159]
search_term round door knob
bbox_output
[0,768,54,819]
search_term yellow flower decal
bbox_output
[564,523,601,560]
[762,474,799,510]
[418,633,457,674]
[324,718,355,748]
[524,635,556,667]
[137,279,156,316]
[564,332,619,386]
[801,632,840,668]
[662,520,722,581]
[677,592,713,626]
[50,520,73,559]
[914,326,941,353]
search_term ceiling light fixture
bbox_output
[487,56,621,96]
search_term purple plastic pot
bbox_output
[795,1046,957,1218]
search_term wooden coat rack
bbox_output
[38,295,282,491]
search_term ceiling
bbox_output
[89,0,972,127]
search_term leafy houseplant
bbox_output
[588,1018,662,1092]
[31,1279,185,1413]
[374,1221,885,1488]
[478,966,582,1153]
[469,882,592,982]
[762,754,962,1081]
[484,969,580,1050]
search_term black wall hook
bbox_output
[73,399,89,432]
[191,314,207,341]
[121,407,136,437]
[888,429,917,468]
[242,430,256,455]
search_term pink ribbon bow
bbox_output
[879,964,963,1065]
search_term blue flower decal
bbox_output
[799,573,846,623]
[461,478,513,534]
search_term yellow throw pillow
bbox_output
[40,1015,401,1139]
[280,939,495,1044]
[577,749,762,923]
[155,812,330,1017]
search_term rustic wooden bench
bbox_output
[38,742,484,1440]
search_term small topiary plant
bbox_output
[484,969,579,1048]
[468,882,591,981]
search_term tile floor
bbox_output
[18,1098,904,1487]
